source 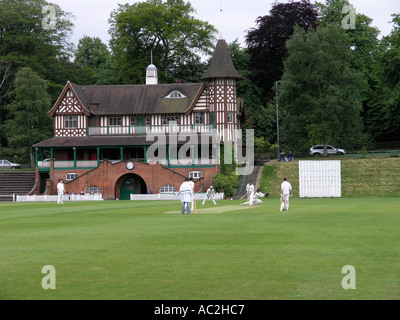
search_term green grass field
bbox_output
[1,198,399,300]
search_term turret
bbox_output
[201,38,242,143]
[146,63,158,85]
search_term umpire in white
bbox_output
[179,178,193,214]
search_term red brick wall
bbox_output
[47,160,219,200]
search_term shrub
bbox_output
[214,172,239,198]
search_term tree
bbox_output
[0,60,13,140]
[245,0,319,102]
[0,0,74,81]
[213,172,239,198]
[75,36,110,70]
[95,57,123,85]
[167,55,207,83]
[228,40,263,109]
[318,0,380,75]
[108,0,217,84]
[226,40,270,139]
[371,14,400,142]
[279,24,366,156]
[225,40,278,146]
[74,36,122,85]
[0,0,74,130]
[214,145,239,198]
[317,0,381,146]
[4,67,53,166]
[0,60,12,97]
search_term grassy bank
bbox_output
[259,157,400,198]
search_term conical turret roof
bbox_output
[201,38,242,80]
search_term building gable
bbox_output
[58,89,83,114]
[48,81,92,117]
[185,82,208,115]
[48,82,91,137]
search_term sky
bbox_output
[49,0,399,49]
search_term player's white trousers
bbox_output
[57,192,64,204]
[280,194,289,211]
[202,196,216,205]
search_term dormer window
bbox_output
[166,91,186,98]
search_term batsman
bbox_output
[280,177,293,212]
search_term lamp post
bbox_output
[276,80,280,160]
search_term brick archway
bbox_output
[115,173,147,200]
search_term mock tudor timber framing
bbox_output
[32,38,244,200]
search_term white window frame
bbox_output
[109,117,121,126]
[166,91,186,98]
[85,185,102,194]
[227,112,234,124]
[65,115,77,128]
[66,173,78,181]
[195,112,204,125]
[189,171,202,179]
[160,184,177,193]
[163,116,180,125]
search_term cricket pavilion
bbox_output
[32,38,245,200]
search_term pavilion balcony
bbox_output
[148,158,218,166]
[87,124,215,136]
[37,160,100,170]
[37,157,217,171]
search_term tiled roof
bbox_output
[71,83,203,115]
[33,134,216,148]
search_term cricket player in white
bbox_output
[57,179,65,204]
[202,186,217,205]
[280,177,293,211]
[179,178,193,214]
[246,181,255,204]
[240,189,268,206]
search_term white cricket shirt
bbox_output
[281,181,292,195]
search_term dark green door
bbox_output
[120,177,136,200]
[137,117,145,134]
[209,113,215,132]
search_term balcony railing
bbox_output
[37,160,99,169]
[37,158,217,170]
[88,124,215,136]
[147,158,218,166]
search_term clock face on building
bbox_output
[126,161,135,170]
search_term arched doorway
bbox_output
[117,174,147,200]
